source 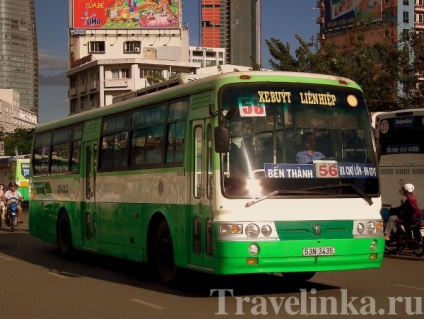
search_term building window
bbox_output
[111,68,130,79]
[403,0,409,5]
[403,11,409,23]
[402,29,410,40]
[89,41,105,53]
[121,68,130,78]
[124,41,141,53]
[111,69,119,79]
[80,96,85,111]
[140,69,162,78]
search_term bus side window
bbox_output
[100,136,114,169]
[113,132,128,167]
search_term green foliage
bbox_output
[146,73,166,85]
[265,25,424,112]
[0,128,34,156]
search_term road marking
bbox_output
[49,272,70,279]
[48,269,81,278]
[395,284,424,291]
[130,299,165,310]
[0,255,13,261]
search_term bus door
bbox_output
[190,120,214,268]
[82,140,98,249]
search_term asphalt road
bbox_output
[1,210,423,318]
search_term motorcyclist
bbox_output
[0,183,5,222]
[384,183,423,241]
[3,181,24,224]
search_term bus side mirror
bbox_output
[214,125,230,153]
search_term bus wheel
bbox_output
[57,212,73,258]
[155,219,180,286]
[282,272,316,283]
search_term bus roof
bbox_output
[36,71,362,132]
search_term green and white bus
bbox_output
[29,71,384,285]
[373,108,424,212]
[0,156,30,202]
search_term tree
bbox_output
[0,128,34,156]
[265,24,424,112]
[266,37,298,71]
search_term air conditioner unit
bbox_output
[134,47,140,52]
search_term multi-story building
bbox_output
[0,0,38,115]
[189,46,226,67]
[0,89,37,133]
[201,0,261,67]
[67,0,200,115]
[317,0,416,48]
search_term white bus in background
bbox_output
[373,109,424,212]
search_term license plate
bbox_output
[303,247,335,256]
[420,229,424,237]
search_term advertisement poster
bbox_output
[324,0,382,32]
[72,0,181,29]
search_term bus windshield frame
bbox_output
[218,83,379,199]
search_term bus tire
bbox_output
[155,219,180,286]
[282,272,316,283]
[57,212,74,258]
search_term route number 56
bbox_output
[315,161,339,178]
[238,98,266,117]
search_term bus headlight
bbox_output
[366,221,376,234]
[261,225,272,237]
[248,243,260,256]
[217,222,279,241]
[220,223,243,235]
[370,240,378,251]
[245,223,260,239]
[354,220,384,237]
[356,222,365,234]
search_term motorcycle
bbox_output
[384,219,424,257]
[4,197,20,232]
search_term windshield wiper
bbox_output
[245,189,329,208]
[301,183,373,206]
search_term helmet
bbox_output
[8,181,17,188]
[403,183,415,193]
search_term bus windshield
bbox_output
[219,83,378,198]
[377,114,424,156]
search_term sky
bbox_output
[35,0,318,124]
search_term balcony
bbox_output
[415,21,424,30]
[88,80,97,91]
[79,84,87,93]
[104,79,129,88]
[69,87,77,96]
[316,17,325,24]
[415,4,424,13]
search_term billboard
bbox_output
[324,0,382,33]
[72,0,181,29]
